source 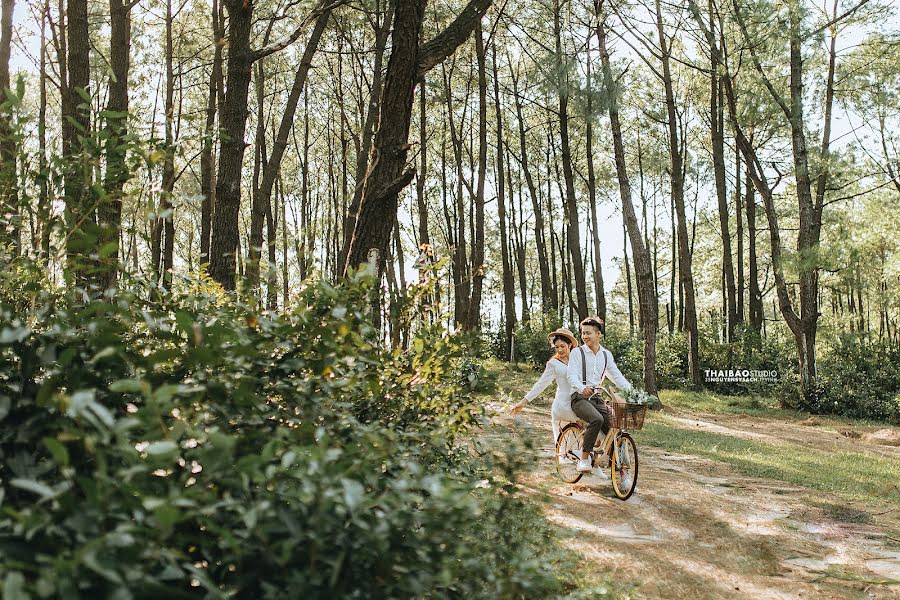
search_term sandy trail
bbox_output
[493,402,900,599]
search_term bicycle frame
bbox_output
[555,385,640,500]
[588,386,620,464]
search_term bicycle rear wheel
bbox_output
[611,432,638,500]
[555,423,584,483]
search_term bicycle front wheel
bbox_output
[611,432,638,500]
[555,423,584,483]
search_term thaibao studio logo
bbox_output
[704,369,779,384]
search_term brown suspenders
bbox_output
[578,346,608,389]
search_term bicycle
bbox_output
[554,386,647,500]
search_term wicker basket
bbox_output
[611,401,647,430]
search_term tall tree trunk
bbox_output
[200,0,222,265]
[585,29,606,320]
[746,168,762,333]
[508,149,530,322]
[209,0,254,289]
[266,180,277,310]
[280,177,289,307]
[416,81,429,246]
[596,6,658,394]
[655,0,700,386]
[623,219,634,334]
[38,1,50,262]
[668,188,675,334]
[97,0,131,289]
[343,0,493,275]
[494,46,515,358]
[735,145,745,324]
[299,92,311,279]
[589,196,606,320]
[510,63,552,313]
[466,22,487,330]
[554,0,588,318]
[153,0,176,290]
[0,0,17,258]
[62,0,93,287]
[637,133,650,332]
[712,75,736,340]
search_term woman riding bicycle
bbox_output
[567,316,633,474]
[511,327,580,447]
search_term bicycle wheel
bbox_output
[611,432,638,500]
[555,423,584,483]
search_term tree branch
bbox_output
[806,0,870,39]
[376,167,417,202]
[731,0,792,122]
[417,0,494,77]
[253,0,345,61]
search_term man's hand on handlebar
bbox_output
[582,386,602,397]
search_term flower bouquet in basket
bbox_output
[621,387,660,407]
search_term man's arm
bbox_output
[605,351,633,391]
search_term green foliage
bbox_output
[811,339,900,424]
[697,326,795,396]
[602,327,690,389]
[451,332,498,394]
[599,327,642,383]
[0,271,563,598]
[503,313,572,371]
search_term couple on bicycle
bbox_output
[512,316,632,475]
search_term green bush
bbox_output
[698,326,794,395]
[453,332,498,394]
[0,270,564,598]
[810,339,900,424]
[506,313,574,371]
[655,332,689,388]
[602,327,689,389]
[599,326,642,384]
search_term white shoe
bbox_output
[591,467,610,480]
[576,458,593,473]
[619,474,633,489]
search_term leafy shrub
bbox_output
[602,327,687,390]
[699,326,794,395]
[0,269,564,598]
[452,332,498,394]
[655,332,689,388]
[506,313,575,370]
[600,326,642,384]
[809,339,900,424]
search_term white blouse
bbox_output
[523,358,580,442]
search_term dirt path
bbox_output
[492,402,900,599]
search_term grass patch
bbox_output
[660,388,790,418]
[812,502,874,525]
[658,388,896,428]
[819,566,899,586]
[482,358,549,407]
[639,420,900,508]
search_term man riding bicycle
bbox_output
[566,316,633,474]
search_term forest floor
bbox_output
[478,361,900,599]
